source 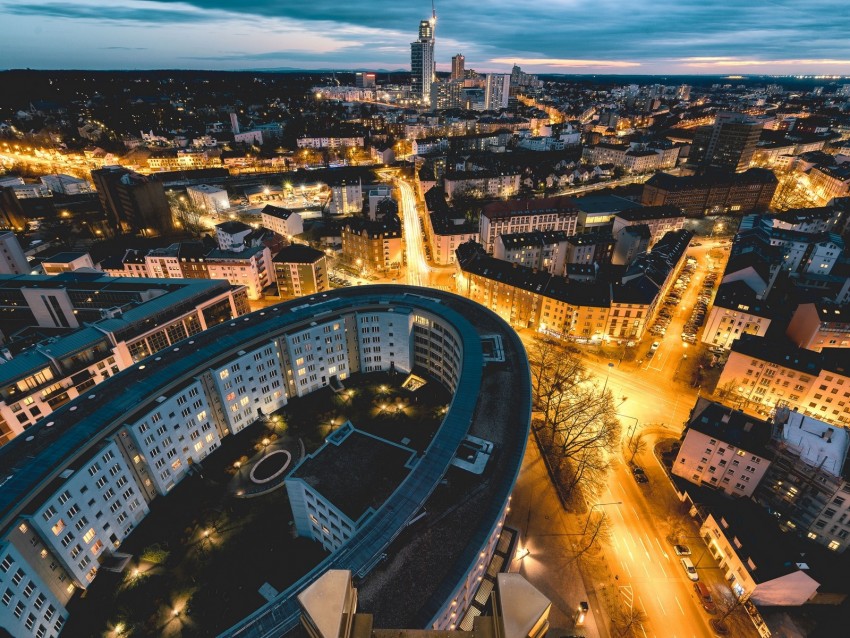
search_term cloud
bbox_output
[2,0,850,72]
[678,57,850,68]
[489,57,640,69]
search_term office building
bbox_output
[355,72,376,88]
[690,112,764,172]
[410,11,436,104]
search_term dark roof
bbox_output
[261,204,297,220]
[703,495,829,585]
[645,168,778,191]
[341,215,401,239]
[289,426,414,522]
[429,212,477,237]
[687,397,773,457]
[498,229,568,250]
[730,334,822,374]
[456,241,610,307]
[615,205,684,222]
[216,220,252,234]
[273,244,325,264]
[572,194,642,215]
[712,280,772,318]
[482,195,578,220]
[42,252,88,264]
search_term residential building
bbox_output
[641,169,778,217]
[716,334,850,427]
[494,230,569,275]
[611,205,686,247]
[807,164,850,205]
[287,424,416,552]
[272,244,329,298]
[329,180,363,215]
[700,499,822,605]
[340,215,403,273]
[444,170,520,202]
[756,407,850,553]
[702,281,773,349]
[215,220,254,251]
[297,136,365,149]
[0,274,248,444]
[0,288,531,636]
[690,112,764,172]
[204,245,272,300]
[672,398,772,497]
[90,166,174,236]
[564,229,615,266]
[611,224,650,266]
[479,195,579,254]
[261,205,305,239]
[787,302,850,351]
[451,53,465,80]
[484,74,511,111]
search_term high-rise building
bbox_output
[410,7,436,104]
[91,166,174,236]
[451,53,465,80]
[676,84,691,101]
[484,74,511,111]
[690,112,764,173]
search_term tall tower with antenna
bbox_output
[411,3,437,105]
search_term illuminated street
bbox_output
[397,176,433,287]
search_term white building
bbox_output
[0,231,29,275]
[673,398,772,497]
[484,74,511,111]
[187,184,230,213]
[479,195,579,254]
[205,246,272,301]
[39,174,93,196]
[329,180,362,215]
[260,205,304,239]
[31,440,149,587]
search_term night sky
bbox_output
[2,0,850,74]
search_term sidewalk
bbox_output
[505,437,607,638]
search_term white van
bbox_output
[681,557,699,581]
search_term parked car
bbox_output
[694,582,717,613]
[681,557,699,581]
[673,544,691,556]
[632,466,648,483]
[650,341,660,352]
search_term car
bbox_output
[693,582,717,614]
[632,466,648,483]
[650,341,660,352]
[681,557,699,581]
[673,544,691,556]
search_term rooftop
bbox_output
[290,425,415,522]
[686,397,773,457]
[615,205,684,222]
[729,334,822,375]
[481,195,578,220]
[777,410,850,478]
[273,244,325,264]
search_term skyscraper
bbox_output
[451,53,465,80]
[411,5,436,104]
[690,112,764,173]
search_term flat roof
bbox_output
[291,426,415,521]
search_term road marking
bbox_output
[675,595,685,615]
[656,593,667,615]
[654,537,669,560]
[643,562,651,578]
[624,561,632,578]
[632,505,641,520]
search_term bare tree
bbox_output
[710,594,746,635]
[612,604,648,637]
[627,430,648,463]
[527,337,619,503]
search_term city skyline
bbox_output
[1,0,850,74]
